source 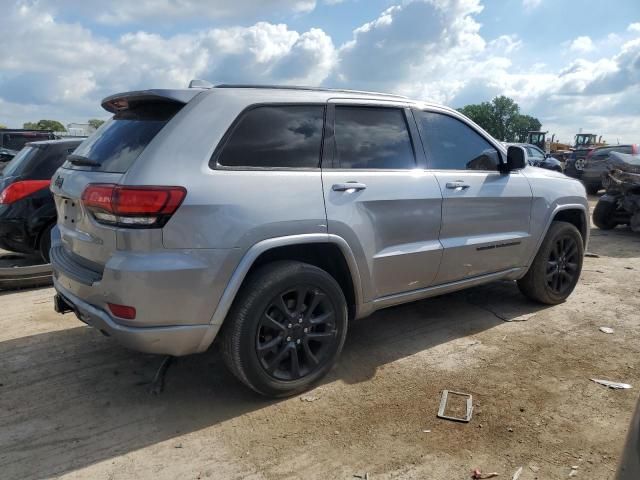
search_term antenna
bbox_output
[188,79,214,89]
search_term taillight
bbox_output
[0,180,51,204]
[108,303,136,320]
[81,184,186,228]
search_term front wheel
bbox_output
[220,261,348,397]
[517,221,584,305]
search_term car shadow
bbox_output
[588,227,640,259]
[0,281,550,480]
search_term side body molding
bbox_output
[196,233,363,352]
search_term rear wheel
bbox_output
[517,221,584,304]
[220,261,348,397]
[592,196,619,230]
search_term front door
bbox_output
[321,103,443,301]
[413,109,533,285]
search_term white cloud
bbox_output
[628,22,640,33]
[38,0,317,24]
[569,36,595,53]
[1,0,639,143]
[522,0,542,11]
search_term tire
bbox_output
[220,260,348,397]
[517,221,584,305]
[585,183,600,195]
[592,196,619,230]
[39,223,54,263]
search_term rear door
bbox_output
[321,101,443,301]
[50,100,184,271]
[413,109,533,285]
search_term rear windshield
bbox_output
[2,132,53,151]
[65,102,182,173]
[1,146,39,177]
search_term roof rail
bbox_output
[214,84,408,99]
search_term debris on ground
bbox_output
[529,465,540,473]
[599,326,614,334]
[149,355,175,395]
[511,466,523,480]
[300,395,319,402]
[353,473,369,479]
[591,378,632,389]
[569,466,578,477]
[471,468,499,479]
[437,390,473,423]
[422,429,431,433]
[585,252,600,258]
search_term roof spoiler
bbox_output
[101,89,203,113]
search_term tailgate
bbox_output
[51,168,123,270]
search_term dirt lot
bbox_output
[1,197,639,480]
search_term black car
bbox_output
[507,143,563,172]
[582,144,638,194]
[0,139,81,261]
[0,129,56,171]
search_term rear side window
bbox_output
[66,102,182,173]
[333,106,415,169]
[415,111,500,170]
[217,105,325,168]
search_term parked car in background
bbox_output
[51,84,588,397]
[0,129,56,171]
[581,144,639,194]
[506,143,563,172]
[0,139,81,261]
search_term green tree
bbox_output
[0,124,6,129]
[457,96,541,142]
[88,119,105,130]
[23,120,66,132]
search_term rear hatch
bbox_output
[50,90,197,272]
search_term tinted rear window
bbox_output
[216,105,325,168]
[1,146,39,177]
[66,102,182,173]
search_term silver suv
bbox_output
[51,84,589,397]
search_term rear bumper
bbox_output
[53,280,220,356]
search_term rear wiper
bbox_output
[68,154,101,167]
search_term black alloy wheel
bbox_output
[256,286,337,381]
[545,235,579,295]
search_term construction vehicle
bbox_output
[526,131,573,161]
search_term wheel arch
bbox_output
[199,234,363,352]
[525,204,589,272]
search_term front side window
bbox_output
[333,106,415,169]
[415,111,500,171]
[217,105,325,168]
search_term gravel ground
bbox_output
[1,197,639,480]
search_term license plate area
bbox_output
[57,195,82,229]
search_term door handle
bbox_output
[445,181,470,190]
[332,182,367,192]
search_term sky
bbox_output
[0,0,639,144]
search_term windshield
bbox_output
[1,145,39,177]
[66,102,182,173]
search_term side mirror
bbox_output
[503,146,526,172]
